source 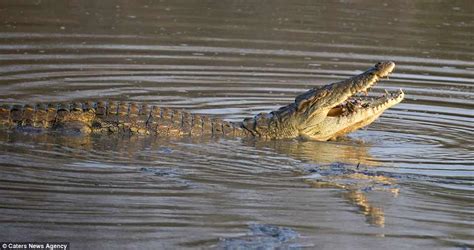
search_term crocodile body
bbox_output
[0,62,405,141]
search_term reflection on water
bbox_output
[251,139,377,166]
[345,191,385,227]
[0,0,473,248]
[304,166,399,228]
[251,139,397,228]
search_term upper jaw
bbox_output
[309,61,397,114]
[349,61,395,97]
[329,61,397,111]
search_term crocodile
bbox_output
[0,61,404,141]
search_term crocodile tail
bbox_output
[1,103,51,129]
[0,101,252,137]
[0,102,96,133]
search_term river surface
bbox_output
[0,0,473,249]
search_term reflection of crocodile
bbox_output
[0,62,403,141]
[250,139,399,227]
[304,164,398,227]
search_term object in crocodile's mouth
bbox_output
[0,61,404,141]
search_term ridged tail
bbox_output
[0,102,250,137]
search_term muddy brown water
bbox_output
[0,0,473,249]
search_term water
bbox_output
[0,0,473,249]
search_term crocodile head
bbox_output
[252,61,404,140]
[296,61,404,140]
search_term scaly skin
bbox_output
[0,102,251,137]
[0,62,404,141]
